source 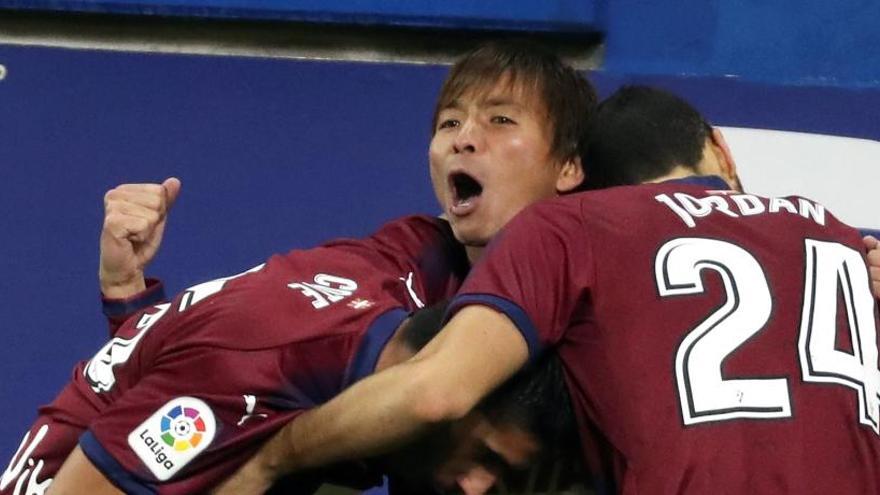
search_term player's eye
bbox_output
[437,119,460,130]
[491,115,515,125]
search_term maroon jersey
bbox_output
[450,176,880,494]
[1,215,466,495]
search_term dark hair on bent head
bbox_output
[432,39,598,167]
[583,85,712,190]
[399,300,450,352]
[479,353,579,462]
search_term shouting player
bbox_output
[5,39,597,495]
[217,86,880,494]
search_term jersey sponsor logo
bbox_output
[128,397,216,481]
[288,274,358,309]
[1,425,51,495]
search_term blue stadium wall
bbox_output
[1,0,879,467]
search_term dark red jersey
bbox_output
[450,176,880,494]
[1,215,466,495]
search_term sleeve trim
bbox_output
[102,278,167,318]
[445,294,542,362]
[344,308,410,387]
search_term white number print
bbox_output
[656,237,880,432]
[85,264,265,393]
[288,274,358,309]
[656,238,790,425]
[799,240,880,432]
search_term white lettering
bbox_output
[1,425,52,495]
[798,198,826,225]
[769,197,798,214]
[731,194,766,216]
[656,194,696,228]
[657,191,828,228]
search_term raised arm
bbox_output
[99,178,180,299]
[213,305,529,494]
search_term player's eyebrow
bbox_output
[440,96,523,113]
[482,97,522,109]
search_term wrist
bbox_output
[100,270,146,299]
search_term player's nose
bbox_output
[456,466,498,495]
[452,118,482,154]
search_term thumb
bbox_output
[162,177,182,210]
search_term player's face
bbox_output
[432,414,540,495]
[429,77,574,260]
[381,413,540,494]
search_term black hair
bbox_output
[401,302,577,457]
[583,85,711,189]
[399,301,450,352]
[433,39,597,166]
[479,353,579,462]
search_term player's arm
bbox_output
[46,446,123,495]
[99,178,180,334]
[100,178,180,299]
[864,235,880,298]
[213,305,529,495]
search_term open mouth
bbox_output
[450,172,483,207]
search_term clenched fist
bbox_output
[99,178,181,298]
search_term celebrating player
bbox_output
[219,86,880,494]
[4,40,597,495]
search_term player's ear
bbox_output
[556,156,585,194]
[708,128,742,191]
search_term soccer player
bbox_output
[6,40,598,495]
[218,86,880,494]
[11,201,579,495]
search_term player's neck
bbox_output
[645,166,702,184]
[466,245,483,264]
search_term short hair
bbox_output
[432,39,598,165]
[389,306,580,492]
[399,301,449,352]
[401,302,577,457]
[479,353,578,462]
[583,85,712,189]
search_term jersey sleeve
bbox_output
[78,343,324,494]
[363,215,469,305]
[860,227,880,239]
[102,278,167,337]
[447,199,593,359]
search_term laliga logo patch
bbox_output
[128,397,216,481]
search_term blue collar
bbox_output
[664,175,731,190]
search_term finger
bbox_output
[105,202,162,233]
[104,186,166,213]
[103,212,152,242]
[863,235,879,250]
[867,246,880,266]
[162,177,182,210]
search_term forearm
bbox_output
[264,361,438,476]
[221,306,529,492]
